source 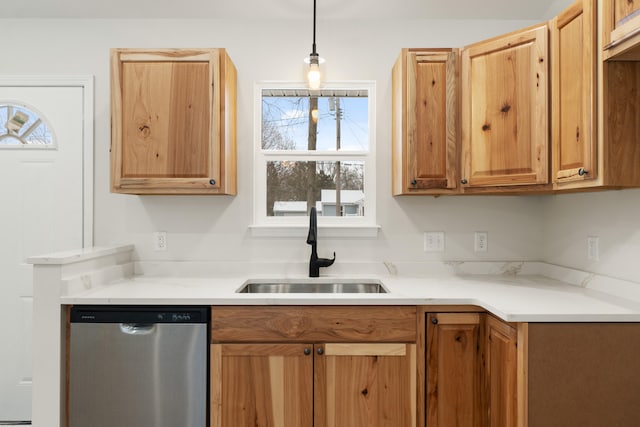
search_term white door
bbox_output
[0,83,89,421]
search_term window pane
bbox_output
[0,103,54,146]
[267,160,364,217]
[262,90,368,152]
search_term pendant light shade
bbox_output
[305,0,324,89]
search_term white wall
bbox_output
[5,17,637,279]
[542,190,640,283]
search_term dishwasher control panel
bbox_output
[70,305,209,323]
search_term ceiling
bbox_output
[2,0,566,20]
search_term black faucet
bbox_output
[306,207,335,277]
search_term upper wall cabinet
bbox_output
[554,0,640,190]
[602,0,640,59]
[392,49,459,195]
[551,0,597,185]
[460,24,549,190]
[110,48,237,195]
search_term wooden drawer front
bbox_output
[211,306,417,343]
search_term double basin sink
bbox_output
[237,279,387,294]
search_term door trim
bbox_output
[0,75,94,247]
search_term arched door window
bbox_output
[0,102,56,148]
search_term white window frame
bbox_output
[250,81,379,238]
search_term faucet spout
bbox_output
[306,207,336,277]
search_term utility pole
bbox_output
[334,97,341,216]
[307,96,318,214]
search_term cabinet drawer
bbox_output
[211,306,417,343]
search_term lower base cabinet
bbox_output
[208,306,640,427]
[210,342,416,427]
[484,314,519,427]
[424,311,520,427]
[425,311,640,427]
[210,343,314,426]
[426,313,483,426]
[210,306,418,427]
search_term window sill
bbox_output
[249,224,381,238]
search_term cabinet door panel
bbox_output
[409,52,457,190]
[611,0,640,43]
[111,48,237,194]
[485,316,517,427]
[614,0,640,23]
[121,61,210,179]
[315,343,417,427]
[552,0,597,184]
[392,48,458,195]
[426,313,482,427]
[211,343,313,427]
[461,25,548,187]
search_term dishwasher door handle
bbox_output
[119,323,156,335]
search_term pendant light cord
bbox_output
[312,0,317,55]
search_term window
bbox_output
[252,82,377,236]
[0,102,55,148]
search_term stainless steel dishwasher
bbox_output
[69,305,209,427]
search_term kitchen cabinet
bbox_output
[422,310,524,427]
[210,343,313,426]
[602,0,640,59]
[210,306,417,427]
[461,24,549,190]
[551,0,597,185]
[110,48,237,195]
[425,312,483,427]
[551,0,640,190]
[392,49,459,195]
[484,314,519,427]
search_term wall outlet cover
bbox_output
[153,231,168,251]
[424,231,445,252]
[474,231,488,252]
[587,236,599,261]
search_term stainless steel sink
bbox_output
[237,280,387,294]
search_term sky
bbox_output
[262,95,369,152]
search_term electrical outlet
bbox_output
[587,236,599,261]
[153,231,167,251]
[424,231,445,252]
[474,231,488,252]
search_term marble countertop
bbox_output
[59,265,640,322]
[30,245,640,322]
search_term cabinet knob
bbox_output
[209,179,216,185]
[431,317,438,325]
[304,348,311,356]
[461,179,468,185]
[411,179,417,186]
[578,168,588,176]
[317,347,324,355]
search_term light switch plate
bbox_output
[424,231,445,252]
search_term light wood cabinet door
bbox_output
[551,0,597,185]
[461,24,549,188]
[110,48,237,195]
[315,343,417,427]
[485,316,518,427]
[426,313,482,427]
[211,343,314,427]
[603,0,640,59]
[392,48,459,195]
[211,306,418,426]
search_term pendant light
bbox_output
[305,0,324,89]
